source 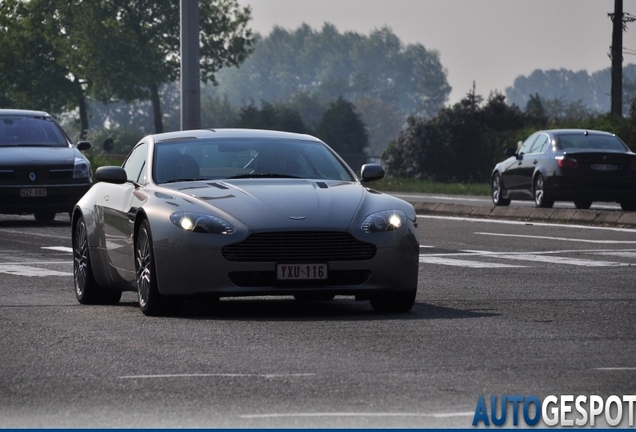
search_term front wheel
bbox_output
[620,200,636,211]
[533,174,554,208]
[491,173,511,206]
[73,217,121,305]
[370,291,416,313]
[136,220,180,316]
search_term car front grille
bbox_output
[0,166,74,184]
[222,231,377,262]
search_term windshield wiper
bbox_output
[225,173,301,179]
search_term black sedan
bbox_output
[491,129,636,210]
[0,109,93,221]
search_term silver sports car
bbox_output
[72,129,419,316]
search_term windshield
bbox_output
[0,116,69,147]
[556,134,628,152]
[153,138,355,184]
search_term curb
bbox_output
[409,201,636,229]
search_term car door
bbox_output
[501,133,538,192]
[102,143,148,275]
[517,133,550,197]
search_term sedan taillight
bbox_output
[556,156,578,169]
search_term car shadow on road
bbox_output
[136,298,502,322]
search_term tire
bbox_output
[34,211,56,222]
[293,293,336,301]
[370,291,416,313]
[533,174,554,208]
[136,219,180,316]
[574,199,592,210]
[73,217,122,305]
[620,200,636,211]
[491,173,511,206]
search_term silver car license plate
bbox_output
[20,188,47,197]
[591,164,616,171]
[277,263,328,280]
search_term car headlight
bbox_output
[73,157,91,179]
[170,211,235,234]
[361,210,406,233]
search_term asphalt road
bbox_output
[1,210,635,428]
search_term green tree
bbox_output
[314,97,368,155]
[235,102,307,133]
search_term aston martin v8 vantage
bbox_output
[72,129,419,316]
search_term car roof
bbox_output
[0,109,51,118]
[152,128,322,143]
[541,129,616,137]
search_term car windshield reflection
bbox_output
[153,138,354,184]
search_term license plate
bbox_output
[277,263,328,280]
[20,188,47,197]
[591,164,616,171]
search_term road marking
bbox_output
[419,256,524,268]
[0,264,71,277]
[594,251,636,258]
[417,215,636,233]
[119,373,316,379]
[42,246,73,253]
[475,232,636,244]
[462,251,628,267]
[0,228,68,240]
[240,411,474,419]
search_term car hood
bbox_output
[0,145,77,166]
[165,179,365,231]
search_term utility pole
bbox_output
[610,0,623,117]
[180,0,201,130]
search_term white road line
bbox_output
[0,265,71,277]
[119,373,316,379]
[419,256,525,268]
[240,411,475,419]
[463,252,629,267]
[0,228,68,240]
[417,215,636,233]
[594,251,636,258]
[475,232,636,244]
[41,246,73,253]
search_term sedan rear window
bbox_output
[557,134,628,152]
[0,117,68,147]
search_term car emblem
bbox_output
[29,172,37,182]
[288,216,306,220]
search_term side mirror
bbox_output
[95,166,127,184]
[360,163,385,182]
[77,141,91,151]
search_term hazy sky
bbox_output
[236,0,636,104]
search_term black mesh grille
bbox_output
[222,231,377,262]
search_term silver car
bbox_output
[72,129,419,316]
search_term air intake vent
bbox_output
[222,231,376,262]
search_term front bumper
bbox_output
[0,183,91,214]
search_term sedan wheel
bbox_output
[73,217,121,305]
[574,199,592,210]
[136,220,180,316]
[533,174,554,208]
[620,200,636,211]
[370,291,416,313]
[491,173,510,206]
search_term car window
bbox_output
[518,133,538,154]
[0,116,68,147]
[529,134,549,154]
[153,138,355,183]
[556,134,628,152]
[123,143,148,184]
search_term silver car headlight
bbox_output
[170,211,236,234]
[73,157,91,179]
[361,210,406,233]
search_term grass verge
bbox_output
[371,177,490,196]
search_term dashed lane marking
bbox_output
[419,256,525,268]
[0,264,71,277]
[41,246,73,253]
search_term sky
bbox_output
[236,0,636,105]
